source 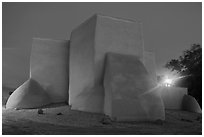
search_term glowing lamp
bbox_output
[164,78,173,87]
[164,78,172,84]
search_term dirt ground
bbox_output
[2,87,202,135]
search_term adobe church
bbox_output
[6,14,200,121]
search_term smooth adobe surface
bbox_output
[160,87,187,110]
[69,15,100,112]
[143,51,157,83]
[69,14,144,113]
[94,14,144,83]
[30,38,69,103]
[103,52,165,121]
[182,95,202,113]
[6,38,70,109]
[6,79,51,109]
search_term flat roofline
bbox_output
[95,13,142,23]
[32,37,69,42]
[71,13,142,34]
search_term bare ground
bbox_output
[2,87,202,135]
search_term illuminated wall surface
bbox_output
[104,52,165,121]
[160,87,187,110]
[6,79,52,109]
[6,38,69,108]
[160,87,201,113]
[143,51,157,83]
[30,38,69,103]
[182,94,202,113]
[69,14,145,113]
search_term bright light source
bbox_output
[164,78,172,85]
[163,78,173,87]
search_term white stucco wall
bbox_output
[6,79,51,109]
[104,52,165,121]
[30,38,69,103]
[182,95,202,113]
[69,14,144,113]
[6,38,70,109]
[143,51,157,83]
[94,15,144,84]
[160,87,187,110]
[69,15,100,112]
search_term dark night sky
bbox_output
[2,2,201,88]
